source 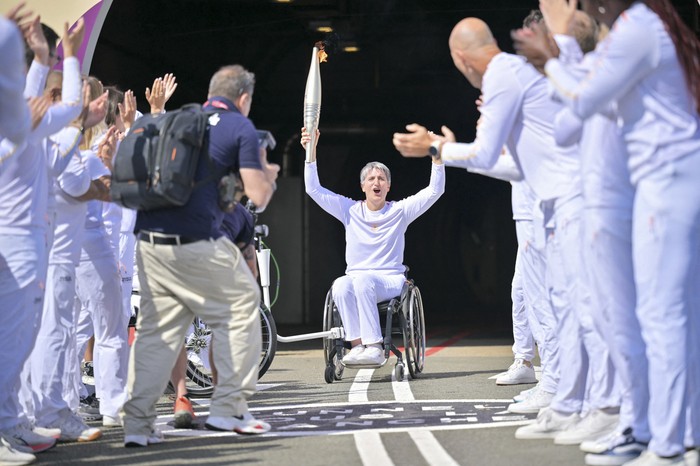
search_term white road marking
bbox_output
[355,431,394,466]
[348,369,374,403]
[409,430,460,466]
[389,370,461,466]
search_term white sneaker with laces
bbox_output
[48,411,102,442]
[205,413,271,435]
[124,428,164,447]
[0,437,35,465]
[102,415,122,428]
[508,387,554,414]
[515,407,581,440]
[0,425,56,453]
[554,409,620,445]
[342,345,366,365]
[354,346,386,366]
[514,384,539,403]
[496,359,538,385]
[621,450,686,465]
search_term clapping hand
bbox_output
[118,90,137,130]
[24,15,49,65]
[146,73,177,114]
[61,18,85,59]
[511,21,559,74]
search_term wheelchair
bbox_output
[322,277,426,383]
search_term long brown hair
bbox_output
[644,0,700,114]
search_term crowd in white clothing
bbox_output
[1,0,699,465]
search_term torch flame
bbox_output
[314,41,328,63]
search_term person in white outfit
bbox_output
[302,127,445,366]
[392,15,620,436]
[515,0,700,463]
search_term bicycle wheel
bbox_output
[258,303,277,379]
[184,318,214,397]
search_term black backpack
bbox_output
[111,103,217,211]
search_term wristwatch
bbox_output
[428,140,443,160]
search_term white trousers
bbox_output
[545,196,620,415]
[517,219,559,394]
[633,153,700,456]
[332,273,406,345]
[510,249,536,362]
[119,232,136,320]
[75,252,129,418]
[584,206,650,441]
[25,263,82,426]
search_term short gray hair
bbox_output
[360,161,391,184]
[208,65,255,101]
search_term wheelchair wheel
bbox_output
[404,284,426,379]
[183,304,278,397]
[322,289,344,383]
[258,303,277,379]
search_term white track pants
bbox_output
[332,273,406,345]
[75,253,129,418]
[584,206,650,441]
[0,235,47,430]
[27,263,82,425]
[517,218,559,395]
[546,196,619,415]
[511,249,536,362]
[633,153,700,456]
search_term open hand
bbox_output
[118,89,137,130]
[62,18,85,59]
[24,15,49,65]
[511,22,559,74]
[540,0,577,36]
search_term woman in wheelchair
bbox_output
[301,127,445,366]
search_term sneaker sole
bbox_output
[204,422,269,435]
[515,430,560,440]
[497,380,538,386]
[76,430,103,442]
[584,452,641,465]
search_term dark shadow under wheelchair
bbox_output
[322,277,426,383]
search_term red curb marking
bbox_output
[425,330,472,357]
[397,330,471,357]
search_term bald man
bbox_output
[393,16,620,443]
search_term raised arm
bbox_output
[301,127,354,222]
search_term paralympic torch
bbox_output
[303,42,327,163]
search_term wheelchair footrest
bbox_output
[341,360,389,369]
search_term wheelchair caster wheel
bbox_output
[394,363,405,381]
[325,365,335,384]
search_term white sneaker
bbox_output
[582,427,647,454]
[342,345,365,365]
[684,448,698,466]
[31,427,60,440]
[48,411,102,442]
[205,413,271,435]
[622,450,686,465]
[515,407,581,440]
[0,425,56,453]
[514,384,539,403]
[496,359,538,385]
[584,428,646,465]
[508,387,554,414]
[554,409,619,445]
[102,415,122,428]
[0,437,35,465]
[124,428,164,447]
[354,346,386,366]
